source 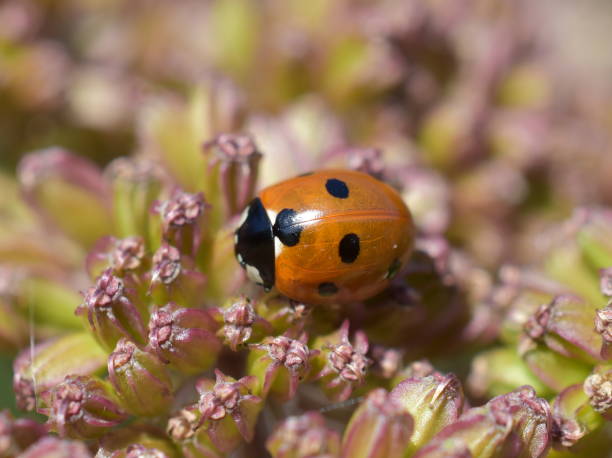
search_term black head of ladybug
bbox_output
[234,197,275,290]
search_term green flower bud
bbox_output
[86,235,148,281]
[341,388,413,458]
[551,384,602,449]
[205,133,261,218]
[496,265,563,345]
[575,208,612,270]
[166,407,222,458]
[255,295,312,336]
[77,268,148,351]
[417,386,551,458]
[266,412,340,458]
[17,148,112,249]
[153,189,208,259]
[148,244,206,307]
[315,320,371,402]
[45,375,128,439]
[108,338,174,417]
[17,276,83,332]
[523,295,603,365]
[105,158,165,248]
[542,212,603,306]
[583,364,612,421]
[215,296,272,351]
[13,333,107,411]
[248,332,318,400]
[468,347,552,399]
[390,373,465,454]
[204,226,241,303]
[148,303,221,374]
[520,341,591,393]
[194,370,262,453]
[138,89,208,194]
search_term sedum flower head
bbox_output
[206,133,262,217]
[45,375,128,439]
[185,369,262,453]
[390,372,465,454]
[342,388,413,458]
[107,338,174,417]
[417,386,551,458]
[316,320,372,402]
[249,332,318,400]
[216,296,272,350]
[583,365,612,421]
[148,302,221,374]
[77,268,147,350]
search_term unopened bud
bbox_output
[148,303,221,374]
[194,370,262,453]
[416,386,551,458]
[317,321,371,402]
[206,133,261,217]
[108,339,173,416]
[13,333,107,412]
[390,373,464,453]
[18,148,112,248]
[46,375,128,439]
[267,412,340,458]
[77,268,148,350]
[342,388,413,458]
[249,333,318,400]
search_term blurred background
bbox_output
[1,0,612,267]
[1,2,612,453]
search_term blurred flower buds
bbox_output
[148,302,221,374]
[108,338,174,416]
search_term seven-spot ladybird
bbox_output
[234,170,414,304]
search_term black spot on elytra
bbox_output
[385,258,402,279]
[325,178,349,199]
[273,209,303,247]
[318,282,338,296]
[339,233,360,263]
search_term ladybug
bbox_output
[234,170,414,304]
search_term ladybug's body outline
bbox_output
[235,170,414,304]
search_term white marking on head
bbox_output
[245,264,264,285]
[274,237,283,259]
[237,206,250,228]
[237,253,244,264]
[266,209,277,226]
[234,233,239,244]
[393,244,398,249]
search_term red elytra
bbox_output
[234,170,414,304]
